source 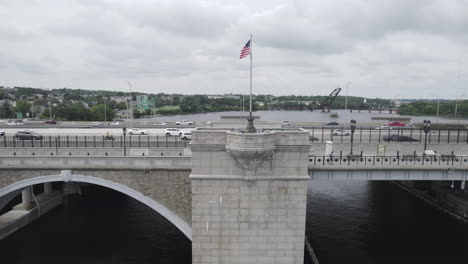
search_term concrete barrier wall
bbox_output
[0,147,191,157]
[0,156,192,170]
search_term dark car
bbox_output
[44,120,57,124]
[309,135,319,142]
[0,131,5,136]
[15,130,43,140]
[326,122,339,125]
[383,134,418,142]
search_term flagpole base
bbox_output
[246,115,256,133]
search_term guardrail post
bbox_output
[321,127,324,142]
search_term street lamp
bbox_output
[423,120,431,151]
[350,119,356,155]
[123,127,127,156]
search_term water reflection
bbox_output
[306,181,468,264]
[0,186,191,264]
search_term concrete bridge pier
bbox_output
[20,187,34,210]
[44,183,53,194]
[190,128,310,264]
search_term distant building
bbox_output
[207,94,240,99]
[110,96,131,103]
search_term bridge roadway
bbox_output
[1,127,466,144]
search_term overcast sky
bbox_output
[1,0,467,99]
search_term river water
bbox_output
[1,181,468,263]
[147,110,468,124]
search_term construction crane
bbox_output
[319,88,342,112]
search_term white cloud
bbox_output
[0,0,467,98]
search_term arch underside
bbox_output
[0,173,192,240]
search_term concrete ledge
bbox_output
[0,191,63,240]
[189,174,310,180]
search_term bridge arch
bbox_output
[0,172,192,240]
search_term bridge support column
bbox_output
[461,180,465,190]
[190,128,310,264]
[20,186,34,210]
[44,182,53,194]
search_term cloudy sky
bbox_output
[1,0,467,99]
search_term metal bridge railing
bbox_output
[0,135,189,148]
[309,155,468,166]
[308,127,468,144]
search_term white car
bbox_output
[109,121,120,125]
[128,128,146,135]
[332,129,351,136]
[180,131,192,140]
[175,120,193,125]
[164,128,182,136]
[375,125,392,130]
[281,120,292,126]
[6,121,24,126]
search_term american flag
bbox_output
[240,40,251,59]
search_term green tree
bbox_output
[14,100,31,117]
[1,101,14,119]
[89,104,115,121]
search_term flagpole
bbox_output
[245,34,256,133]
[249,34,252,116]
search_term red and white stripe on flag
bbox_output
[240,40,251,59]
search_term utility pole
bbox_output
[104,98,107,122]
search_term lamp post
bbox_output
[123,127,127,156]
[350,119,356,155]
[423,120,431,151]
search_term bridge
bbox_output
[1,128,467,264]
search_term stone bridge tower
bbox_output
[190,128,310,264]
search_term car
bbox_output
[44,120,57,124]
[128,128,146,135]
[281,120,292,126]
[332,129,351,136]
[109,121,120,125]
[383,134,419,142]
[91,122,102,127]
[175,120,193,125]
[386,121,406,126]
[326,122,339,125]
[6,120,24,126]
[15,130,43,140]
[180,131,192,140]
[309,134,319,141]
[153,122,167,126]
[0,131,5,136]
[164,128,182,137]
[375,125,392,130]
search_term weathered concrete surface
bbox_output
[190,128,310,264]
